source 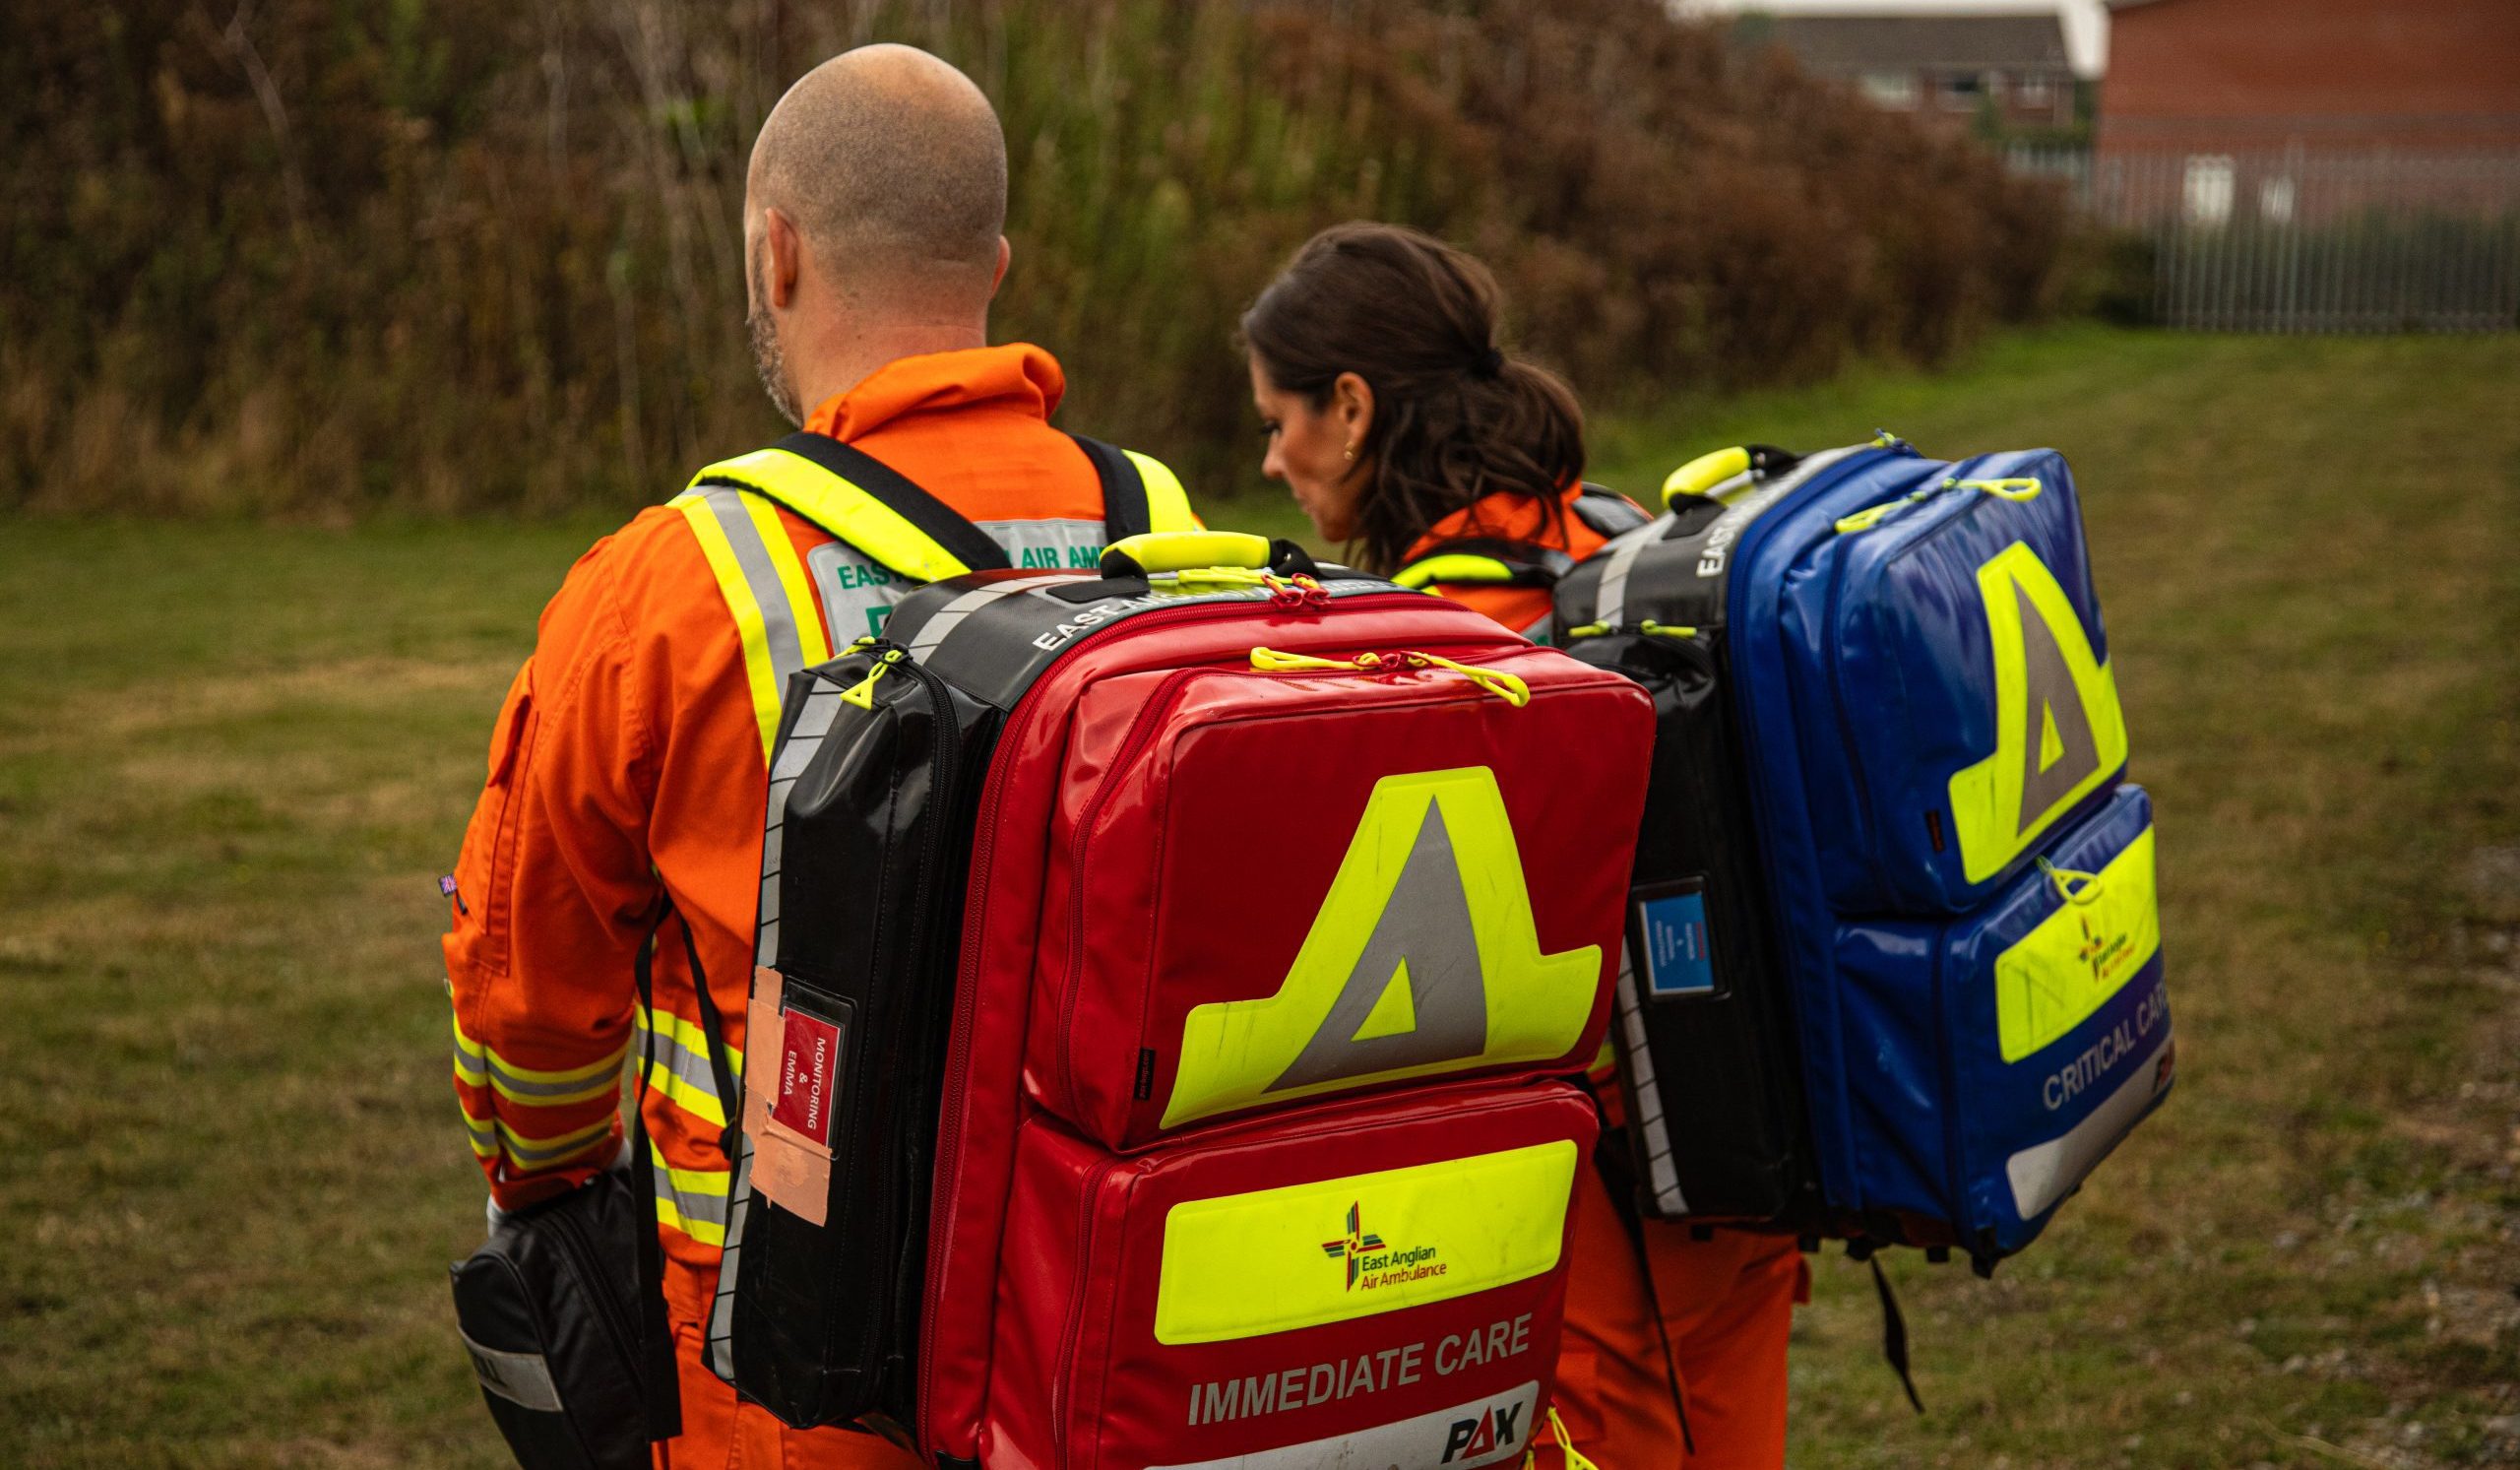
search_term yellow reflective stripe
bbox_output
[649,1143,731,1246]
[451,1015,488,1088]
[452,1016,628,1106]
[690,449,973,585]
[644,1056,726,1128]
[1124,450,1200,532]
[1154,1138,1579,1345]
[1393,554,1514,590]
[637,1003,745,1080]
[1995,825,2161,1062]
[676,493,787,761]
[742,491,832,671]
[459,1105,498,1159]
[1165,767,1598,1128]
[494,1114,615,1172]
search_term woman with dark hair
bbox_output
[1243,223,1806,1470]
[1241,222,1633,637]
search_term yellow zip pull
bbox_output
[2037,855,2105,904]
[839,648,908,709]
[1951,476,2044,502]
[1248,647,1530,707]
[1835,486,1935,535]
[1249,647,1365,672]
[1639,620,1698,639]
[1397,651,1531,707]
[1543,1407,1603,1470]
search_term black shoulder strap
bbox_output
[629,913,684,1444]
[1067,433,1152,544]
[767,431,1013,574]
[1572,483,1652,538]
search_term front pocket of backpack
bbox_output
[987,1083,1599,1470]
[1831,784,2169,1256]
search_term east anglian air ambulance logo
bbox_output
[1161,767,1600,1128]
[1319,1202,1385,1291]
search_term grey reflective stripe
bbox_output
[635,1014,732,1117]
[904,571,1073,660]
[1271,802,1486,1092]
[653,1154,730,1231]
[460,1047,624,1103]
[697,487,814,711]
[1613,945,1688,1215]
[706,1135,754,1380]
[2010,576,2104,832]
[756,684,845,967]
[2006,1034,2172,1219]
[461,1329,565,1413]
[1590,515,1669,630]
[499,1122,612,1168]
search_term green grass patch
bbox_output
[3,327,2515,1465]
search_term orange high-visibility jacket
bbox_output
[442,345,1197,1346]
[1407,484,1806,1470]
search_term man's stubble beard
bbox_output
[748,252,802,428]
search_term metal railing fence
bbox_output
[2006,145,2520,332]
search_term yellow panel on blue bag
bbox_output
[1947,542,2130,883]
[1994,825,2161,1063]
[1153,1139,1579,1345]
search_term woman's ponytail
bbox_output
[1241,224,1585,575]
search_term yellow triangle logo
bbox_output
[1946,543,2130,884]
[1353,960,1418,1040]
[1162,766,1601,1128]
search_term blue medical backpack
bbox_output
[1553,436,2171,1274]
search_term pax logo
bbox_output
[1442,1401,1526,1463]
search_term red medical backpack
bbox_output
[711,533,1655,1469]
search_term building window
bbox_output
[1860,71,1920,108]
[2016,72,2050,106]
[2184,156,2236,226]
[2259,174,2297,225]
[1940,72,1984,111]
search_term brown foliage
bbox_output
[0,0,2068,514]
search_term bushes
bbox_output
[0,0,2069,514]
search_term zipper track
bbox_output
[913,593,1430,1447]
[545,1202,640,1373]
[1052,669,1205,1122]
[1050,1153,1122,1470]
[1823,481,1984,901]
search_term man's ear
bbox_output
[764,206,804,311]
[1333,371,1376,448]
[989,236,1011,297]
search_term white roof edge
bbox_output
[1667,0,2110,78]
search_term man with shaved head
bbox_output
[442,43,1195,1468]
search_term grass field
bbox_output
[3,325,2515,1467]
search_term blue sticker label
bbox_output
[1637,890,1715,996]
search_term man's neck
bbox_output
[791,317,992,421]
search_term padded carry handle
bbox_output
[1100,532,1321,580]
[1662,443,1800,508]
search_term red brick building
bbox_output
[2100,0,2520,157]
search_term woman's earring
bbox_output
[1343,444,1355,462]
